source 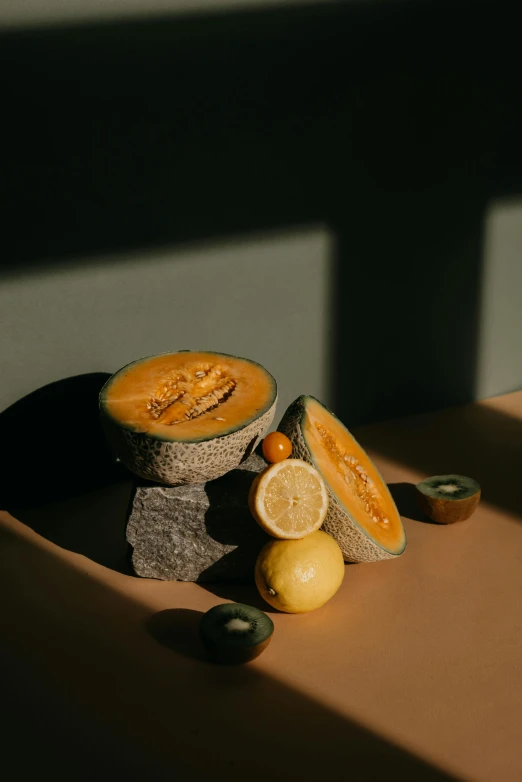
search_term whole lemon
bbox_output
[255,530,345,613]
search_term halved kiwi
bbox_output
[199,603,274,665]
[416,474,481,524]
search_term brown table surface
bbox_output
[2,392,522,781]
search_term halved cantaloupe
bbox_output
[100,351,277,485]
[278,396,406,562]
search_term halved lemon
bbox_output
[248,458,329,539]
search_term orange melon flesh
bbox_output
[101,351,276,443]
[301,397,404,552]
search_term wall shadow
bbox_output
[0,7,519,774]
[1,2,343,271]
[1,0,522,426]
[0,510,456,781]
[0,373,135,573]
[327,0,522,426]
[1,2,522,559]
[0,373,121,509]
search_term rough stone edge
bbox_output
[125,452,268,577]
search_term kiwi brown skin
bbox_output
[416,486,481,524]
[200,635,272,665]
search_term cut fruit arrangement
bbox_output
[278,395,407,563]
[99,350,277,485]
[101,353,481,663]
[255,530,345,614]
[248,458,328,539]
[248,451,344,614]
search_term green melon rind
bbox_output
[102,399,276,485]
[99,351,277,485]
[99,350,277,443]
[278,395,406,564]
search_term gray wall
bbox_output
[0,0,336,28]
[1,0,521,427]
[0,229,333,420]
[475,199,522,401]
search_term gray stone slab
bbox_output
[127,453,270,582]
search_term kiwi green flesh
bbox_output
[200,603,274,653]
[416,474,480,501]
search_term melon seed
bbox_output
[315,423,387,529]
[146,364,237,424]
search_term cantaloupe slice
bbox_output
[278,396,406,563]
[100,351,277,485]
